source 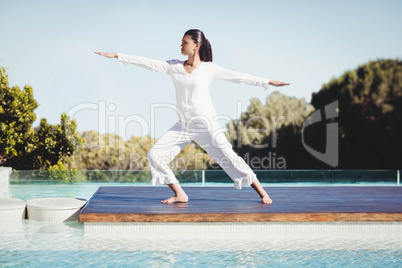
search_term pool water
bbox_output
[1,183,402,267]
[1,220,402,267]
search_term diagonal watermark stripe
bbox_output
[302,100,339,167]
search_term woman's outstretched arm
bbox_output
[94,52,170,74]
[212,63,290,89]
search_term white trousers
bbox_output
[147,117,257,189]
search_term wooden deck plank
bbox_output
[78,186,402,222]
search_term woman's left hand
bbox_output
[269,80,291,87]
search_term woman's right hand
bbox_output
[94,52,118,58]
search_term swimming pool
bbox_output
[2,182,402,267]
[1,220,401,267]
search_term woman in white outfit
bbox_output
[95,29,290,204]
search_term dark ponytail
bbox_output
[184,29,213,62]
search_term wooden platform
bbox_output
[78,186,402,222]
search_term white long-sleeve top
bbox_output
[117,53,270,126]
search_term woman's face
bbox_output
[181,35,199,56]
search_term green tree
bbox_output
[221,91,317,170]
[0,66,83,170]
[68,130,211,171]
[225,91,315,146]
[311,58,402,168]
[0,66,38,165]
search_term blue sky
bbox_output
[1,0,401,139]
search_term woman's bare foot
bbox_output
[251,178,273,204]
[261,194,273,204]
[161,193,189,203]
[161,183,189,204]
